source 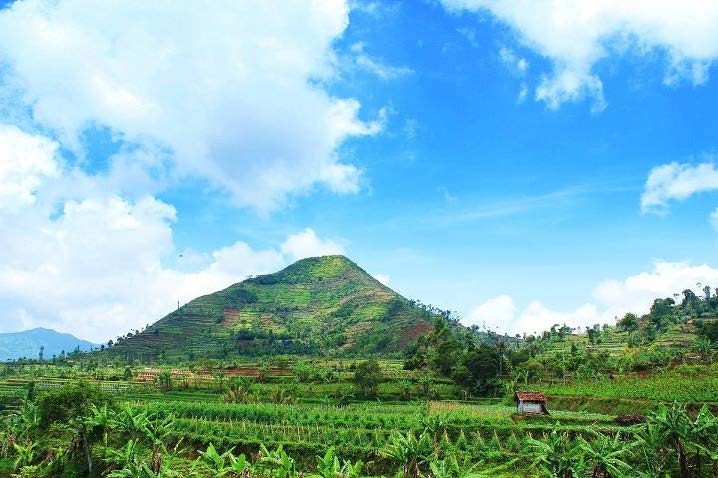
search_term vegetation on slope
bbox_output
[106,256,442,361]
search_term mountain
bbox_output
[107,256,441,361]
[0,327,97,362]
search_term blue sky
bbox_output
[1,0,718,341]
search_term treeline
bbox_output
[404,286,718,396]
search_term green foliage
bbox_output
[36,381,113,429]
[315,447,363,478]
[352,360,383,398]
[106,256,443,360]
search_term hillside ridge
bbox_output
[107,255,439,361]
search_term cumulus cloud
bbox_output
[641,161,718,214]
[373,273,391,285]
[464,294,516,330]
[0,206,342,342]
[280,228,345,261]
[0,0,380,212]
[0,125,59,211]
[440,0,718,110]
[463,261,718,335]
[0,126,347,342]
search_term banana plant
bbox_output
[315,447,363,478]
[110,405,151,438]
[258,444,297,478]
[648,403,691,478]
[527,428,585,478]
[577,431,635,478]
[107,439,183,478]
[380,431,432,478]
[191,443,250,477]
[686,405,718,478]
[11,441,38,472]
[634,420,671,477]
[428,454,480,478]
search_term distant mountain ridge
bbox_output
[107,255,442,360]
[0,327,97,361]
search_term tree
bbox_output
[36,381,113,429]
[352,360,383,398]
[433,339,463,376]
[156,371,172,391]
[456,345,501,395]
[650,298,676,320]
[617,313,639,332]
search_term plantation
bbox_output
[1,351,718,477]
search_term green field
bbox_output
[1,358,717,478]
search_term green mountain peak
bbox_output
[107,256,436,361]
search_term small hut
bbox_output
[515,391,549,414]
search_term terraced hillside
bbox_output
[107,256,438,360]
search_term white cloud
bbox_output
[0,125,59,211]
[498,47,529,76]
[463,260,718,335]
[465,294,597,336]
[592,261,718,320]
[373,273,391,285]
[281,228,345,261]
[349,42,413,80]
[440,0,718,110]
[464,294,516,330]
[641,161,718,214]
[517,84,529,103]
[0,0,380,212]
[457,27,479,48]
[0,201,342,341]
[201,242,285,282]
[0,127,347,341]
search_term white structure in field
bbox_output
[515,391,549,414]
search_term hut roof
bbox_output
[515,391,546,402]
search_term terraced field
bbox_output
[106,256,443,361]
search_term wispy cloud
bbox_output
[349,42,413,80]
[437,187,585,224]
[456,27,479,48]
[498,47,529,76]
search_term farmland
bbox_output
[1,355,717,477]
[1,260,718,477]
